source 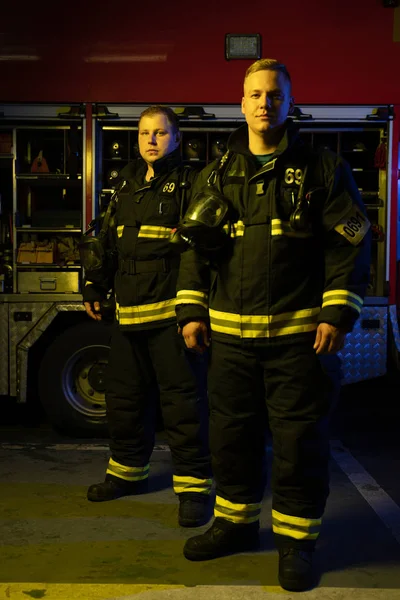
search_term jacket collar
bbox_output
[227,118,301,160]
[129,147,182,186]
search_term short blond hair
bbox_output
[244,58,292,91]
[139,105,180,133]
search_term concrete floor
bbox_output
[0,375,400,600]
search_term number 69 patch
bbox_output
[334,205,371,246]
[162,182,176,193]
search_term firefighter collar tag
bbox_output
[256,181,264,195]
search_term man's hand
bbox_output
[84,301,102,321]
[314,322,346,355]
[181,321,210,353]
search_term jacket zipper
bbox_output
[266,179,275,316]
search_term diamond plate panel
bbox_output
[0,303,9,395]
[388,304,400,373]
[17,302,85,402]
[338,306,388,385]
[7,301,84,400]
[9,302,54,397]
[389,305,400,352]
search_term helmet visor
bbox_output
[184,189,228,228]
[79,237,105,272]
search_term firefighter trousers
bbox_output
[105,323,212,494]
[208,338,332,549]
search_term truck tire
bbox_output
[38,321,113,437]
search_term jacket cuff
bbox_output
[317,305,360,333]
[176,304,209,327]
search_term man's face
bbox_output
[241,69,293,136]
[138,113,180,165]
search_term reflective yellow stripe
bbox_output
[222,218,312,239]
[116,298,176,325]
[106,458,149,482]
[322,289,363,314]
[173,475,212,495]
[209,307,320,338]
[271,219,313,238]
[227,168,246,177]
[223,220,245,238]
[272,509,321,540]
[138,225,172,239]
[214,496,261,524]
[117,225,124,238]
[324,289,362,302]
[176,289,209,309]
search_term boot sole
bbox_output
[278,574,314,592]
[183,539,260,561]
[87,481,149,502]
[87,492,129,502]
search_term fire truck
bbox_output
[0,1,399,435]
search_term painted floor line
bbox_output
[0,443,275,453]
[331,439,400,545]
[1,583,400,600]
[0,443,171,451]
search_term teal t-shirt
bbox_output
[254,153,274,167]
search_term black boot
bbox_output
[278,548,315,592]
[183,517,260,560]
[178,492,212,527]
[87,475,148,502]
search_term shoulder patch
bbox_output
[334,205,370,246]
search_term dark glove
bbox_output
[82,282,108,306]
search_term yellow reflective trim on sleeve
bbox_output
[323,289,362,302]
[176,289,209,309]
[334,206,370,246]
[322,289,363,314]
[138,225,172,239]
[322,299,362,313]
[117,225,124,238]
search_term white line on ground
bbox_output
[331,439,400,545]
[0,443,171,451]
[0,443,274,453]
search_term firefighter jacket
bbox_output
[176,120,371,344]
[84,148,197,330]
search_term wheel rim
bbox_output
[61,344,110,421]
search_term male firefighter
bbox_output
[174,60,371,590]
[82,105,212,528]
